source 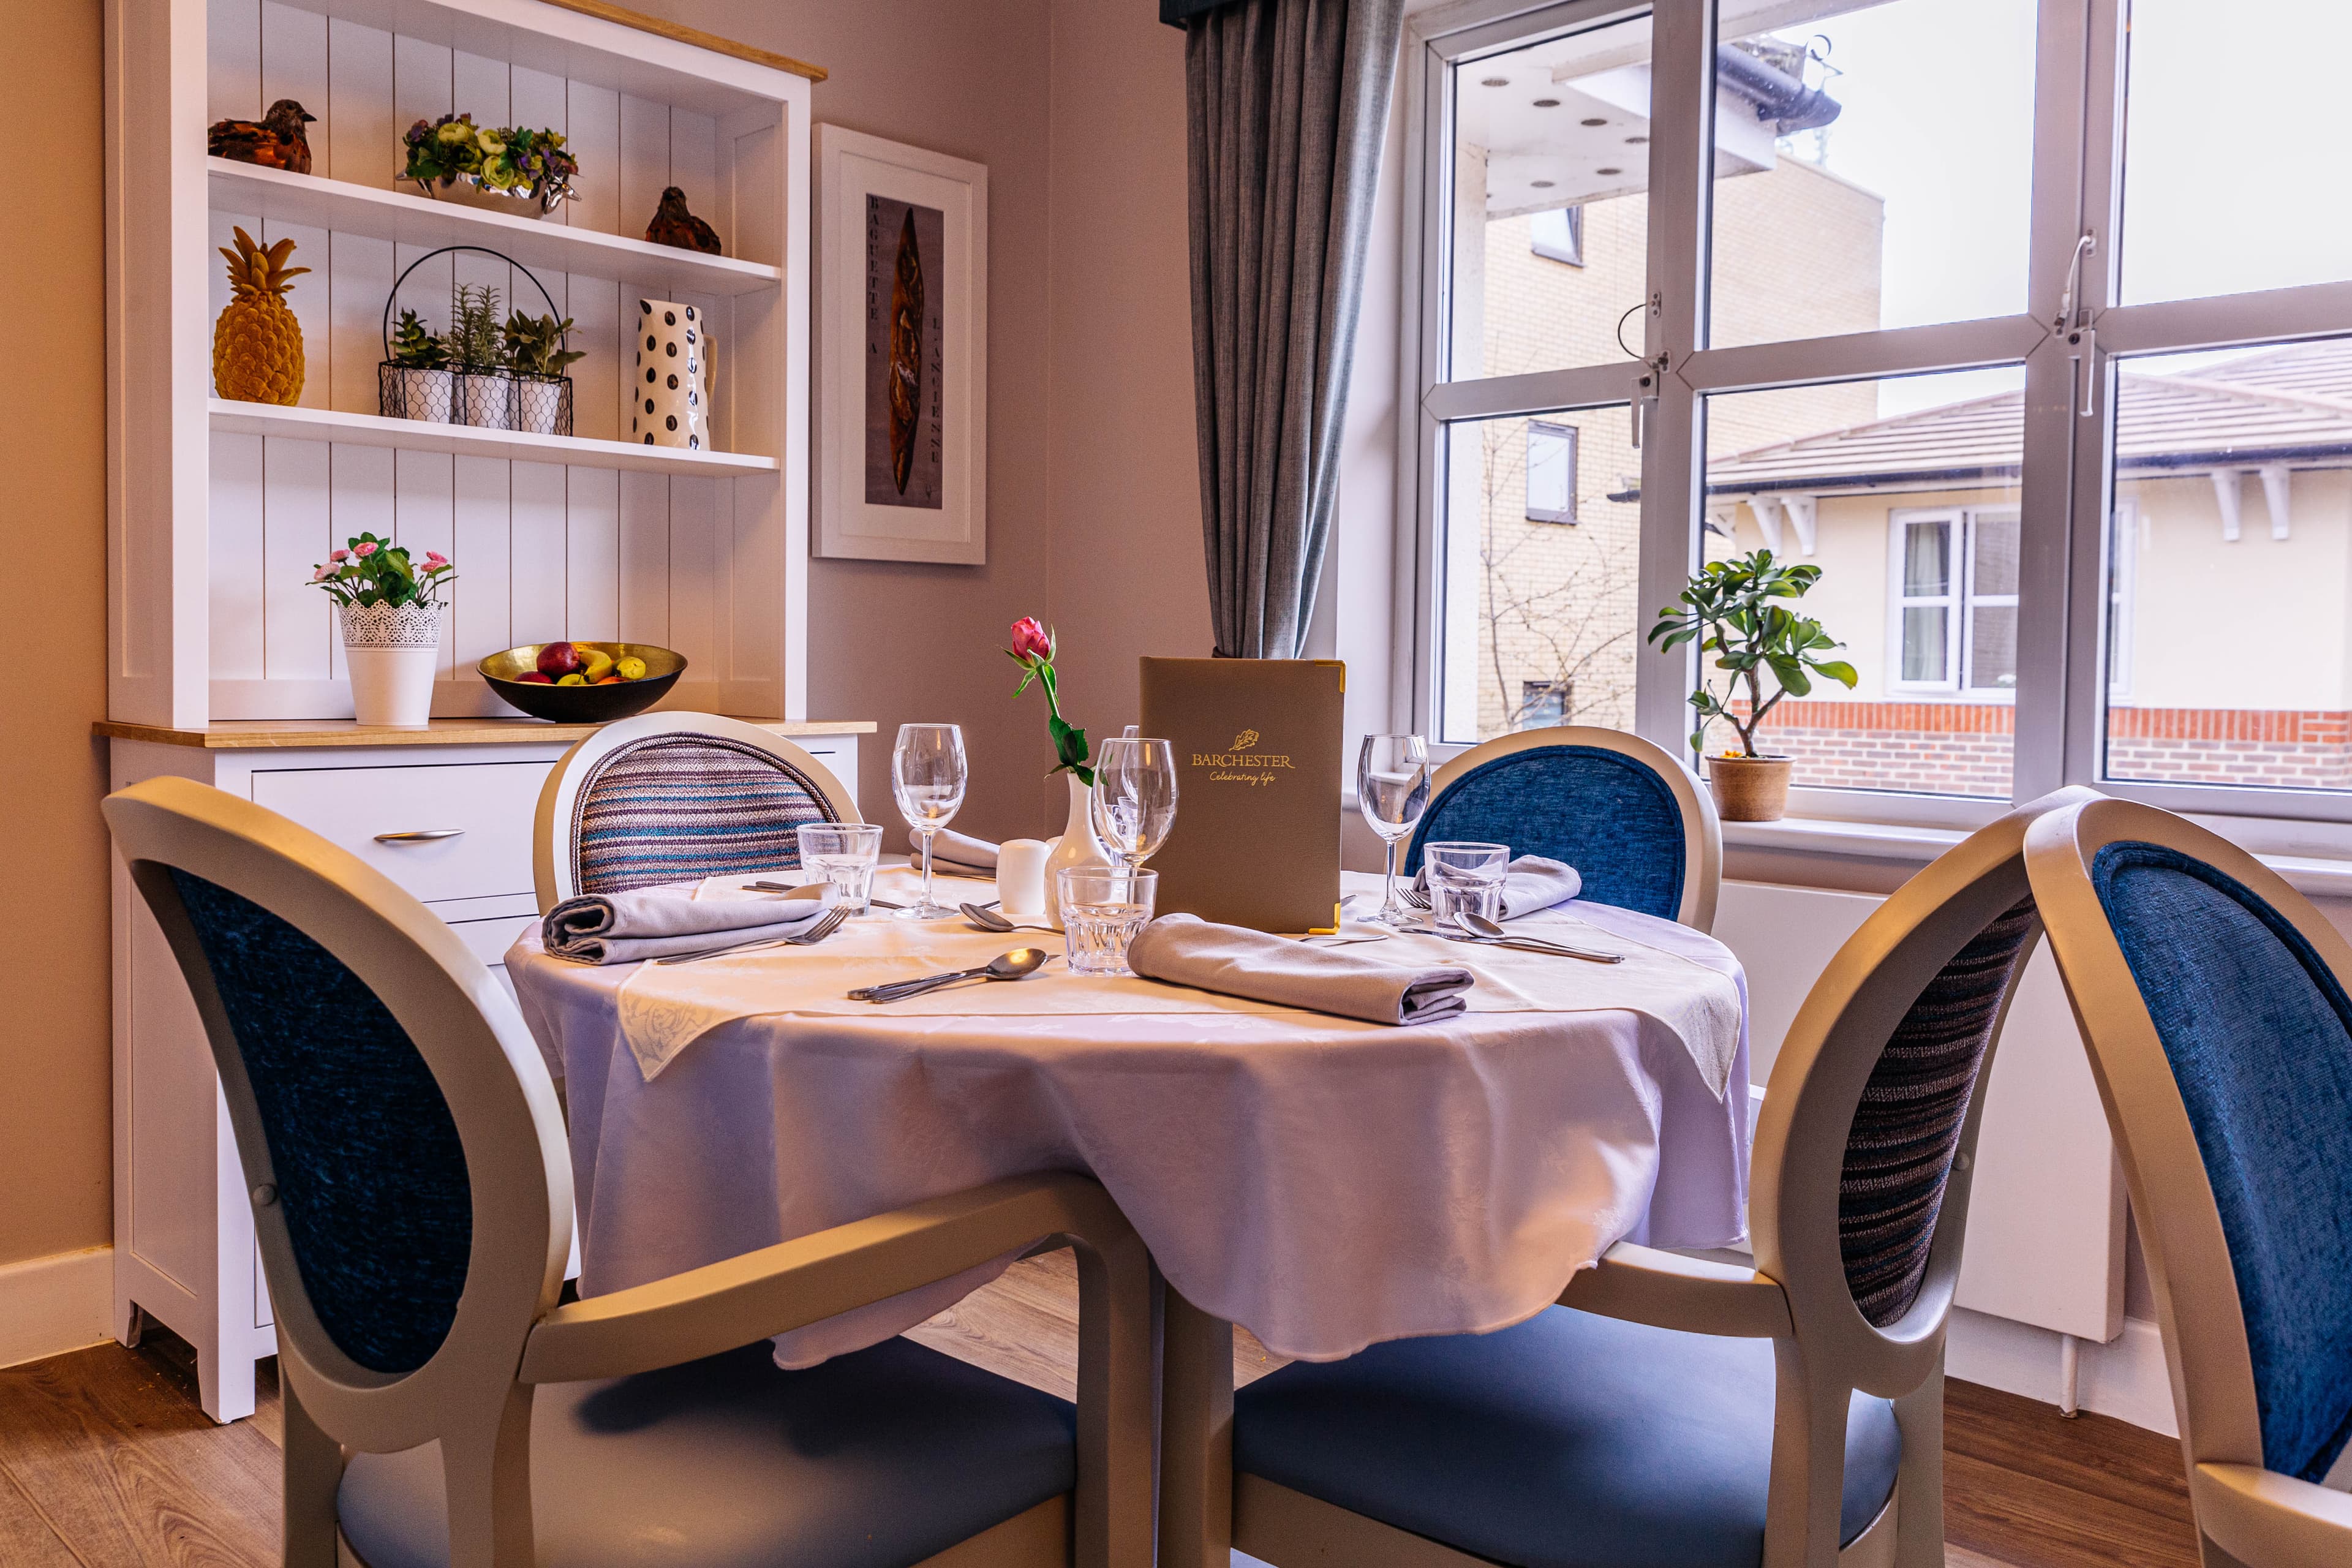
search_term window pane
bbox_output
[1526,422,1577,521]
[1972,513,2019,597]
[1447,13,1653,381]
[1703,369,2023,797]
[1708,0,2035,349]
[2121,1,2352,305]
[1441,406,1638,744]
[2102,341,2352,791]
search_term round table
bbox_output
[507,867,1752,1370]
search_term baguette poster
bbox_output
[1140,657,1345,933]
[864,194,944,509]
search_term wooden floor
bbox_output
[0,1254,2198,1567]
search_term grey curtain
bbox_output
[1185,0,1403,658]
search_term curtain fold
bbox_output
[1186,0,1403,658]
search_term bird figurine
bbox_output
[645,186,724,255]
[208,99,317,176]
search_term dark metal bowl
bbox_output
[477,643,685,723]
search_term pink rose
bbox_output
[354,541,378,558]
[1008,617,1053,665]
[424,551,449,567]
[329,548,350,562]
[311,565,333,581]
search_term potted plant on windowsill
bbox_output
[1648,549,1856,822]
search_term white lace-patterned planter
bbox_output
[339,602,443,726]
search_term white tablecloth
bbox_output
[507,869,1752,1366]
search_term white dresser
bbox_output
[101,717,869,1420]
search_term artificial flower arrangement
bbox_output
[309,533,455,609]
[401,114,578,214]
[1005,617,1094,785]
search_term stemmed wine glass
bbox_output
[891,722,968,919]
[1357,734,1432,928]
[1090,736,1179,873]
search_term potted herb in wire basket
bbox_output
[503,309,581,435]
[384,307,454,424]
[377,246,579,437]
[448,283,508,429]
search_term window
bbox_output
[1409,0,2352,829]
[1530,206,1585,266]
[1526,421,1578,522]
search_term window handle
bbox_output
[374,829,466,843]
[2070,325,2098,418]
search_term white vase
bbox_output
[456,371,513,429]
[1042,772,1112,932]
[384,365,454,423]
[340,602,443,727]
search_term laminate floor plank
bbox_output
[0,1460,93,1568]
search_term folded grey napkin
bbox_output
[543,888,834,965]
[1414,854,1583,919]
[928,830,998,876]
[1126,914,1474,1027]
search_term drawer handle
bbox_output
[374,829,467,843]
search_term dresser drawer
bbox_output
[251,763,546,903]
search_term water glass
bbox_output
[1423,841,1508,929]
[795,822,882,914]
[1058,866,1157,976]
[1356,734,1431,927]
[891,723,968,919]
[1091,736,1180,870]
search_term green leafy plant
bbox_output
[1646,549,1857,758]
[307,533,454,609]
[448,284,503,370]
[503,311,584,379]
[401,115,578,210]
[389,307,448,369]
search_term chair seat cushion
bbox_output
[337,1339,1074,1568]
[1234,1305,1902,1568]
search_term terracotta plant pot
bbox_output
[1707,753,1794,822]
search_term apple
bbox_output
[515,671,554,685]
[536,640,584,678]
[556,673,588,687]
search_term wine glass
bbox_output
[1357,734,1432,928]
[1090,736,1179,872]
[891,723,968,919]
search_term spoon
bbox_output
[848,947,1052,1003]
[961,902,1057,933]
[1453,911,1623,964]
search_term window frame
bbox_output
[1396,0,2352,838]
[1887,507,1962,695]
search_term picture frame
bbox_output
[814,125,989,564]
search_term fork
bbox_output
[652,907,849,965]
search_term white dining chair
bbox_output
[1406,725,1722,931]
[1192,787,2100,1568]
[104,775,1153,1568]
[2027,796,2352,1568]
[532,710,860,913]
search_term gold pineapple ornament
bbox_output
[213,227,309,404]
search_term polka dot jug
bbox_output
[632,298,710,450]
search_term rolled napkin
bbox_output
[1127,913,1474,1027]
[926,829,998,877]
[543,886,835,965]
[1414,854,1583,919]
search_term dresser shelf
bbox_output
[209,398,780,475]
[207,158,784,297]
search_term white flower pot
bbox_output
[631,298,709,450]
[340,602,443,727]
[513,375,566,435]
[456,371,513,429]
[1041,772,1112,932]
[385,366,455,423]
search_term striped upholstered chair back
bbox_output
[532,714,860,911]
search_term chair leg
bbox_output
[438,1385,537,1568]
[1071,1234,1158,1568]
[281,1368,348,1568]
[1890,1355,1946,1568]
[1157,1284,1234,1568]
[1763,1341,1853,1568]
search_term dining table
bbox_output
[506,861,1754,1564]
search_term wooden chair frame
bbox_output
[2025,798,2352,1568]
[1419,725,1724,932]
[532,711,862,913]
[104,777,1153,1568]
[1169,787,2100,1568]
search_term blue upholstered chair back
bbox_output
[1405,744,1687,919]
[164,869,472,1376]
[574,733,840,894]
[1838,897,2037,1327]
[2087,842,2352,1485]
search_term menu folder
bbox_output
[1139,657,1346,934]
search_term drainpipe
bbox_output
[1716,45,1843,135]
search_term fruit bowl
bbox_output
[477,642,685,723]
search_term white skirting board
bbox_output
[0,1246,115,1370]
[1947,1306,2179,1438]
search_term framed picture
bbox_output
[815,126,989,564]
